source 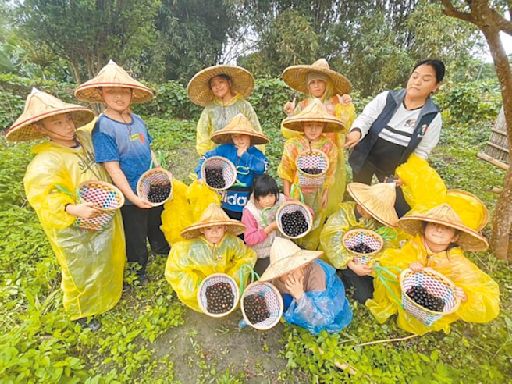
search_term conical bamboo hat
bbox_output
[181,204,245,239]
[282,98,345,133]
[347,182,399,227]
[187,65,254,106]
[210,113,269,145]
[282,59,352,95]
[75,60,154,104]
[5,88,94,142]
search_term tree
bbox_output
[440,0,512,261]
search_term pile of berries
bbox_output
[147,182,171,203]
[280,211,309,237]
[347,242,375,254]
[300,168,323,175]
[205,167,226,189]
[205,282,235,314]
[406,285,445,312]
[243,293,270,324]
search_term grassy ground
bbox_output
[0,116,510,383]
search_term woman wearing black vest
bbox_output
[344,59,445,216]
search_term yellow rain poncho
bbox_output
[23,128,125,320]
[196,93,262,156]
[281,97,356,216]
[161,180,222,245]
[319,201,403,269]
[366,235,500,335]
[165,235,257,311]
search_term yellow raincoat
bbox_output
[23,128,125,320]
[319,202,403,269]
[165,235,257,311]
[278,134,337,250]
[366,235,500,335]
[281,97,356,216]
[196,93,262,156]
[161,180,222,245]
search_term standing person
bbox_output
[282,59,356,215]
[278,99,345,250]
[75,60,170,282]
[345,59,445,216]
[187,65,263,156]
[6,89,125,329]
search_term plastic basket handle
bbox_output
[372,264,403,308]
[55,183,78,203]
[290,183,304,203]
[238,264,260,295]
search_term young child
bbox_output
[165,204,257,312]
[195,113,269,220]
[278,99,344,250]
[366,203,500,335]
[259,238,352,335]
[320,182,400,304]
[75,60,170,281]
[241,174,287,275]
[6,89,125,329]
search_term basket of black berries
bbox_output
[241,281,283,330]
[400,268,460,326]
[342,229,383,265]
[201,156,237,191]
[137,169,173,206]
[276,201,313,239]
[197,273,240,318]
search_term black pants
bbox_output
[339,268,374,304]
[223,208,244,240]
[254,257,270,276]
[120,204,170,274]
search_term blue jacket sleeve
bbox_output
[284,260,353,335]
[240,148,268,175]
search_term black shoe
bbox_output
[151,246,170,256]
[77,318,101,331]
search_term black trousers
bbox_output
[254,257,270,276]
[339,268,374,304]
[120,204,170,273]
[223,208,244,240]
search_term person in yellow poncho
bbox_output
[320,182,400,303]
[165,204,256,312]
[367,203,500,335]
[281,59,356,216]
[278,99,344,250]
[187,65,263,156]
[5,89,125,330]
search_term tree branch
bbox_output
[439,0,474,23]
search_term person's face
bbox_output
[210,76,232,99]
[303,122,325,141]
[101,87,132,112]
[406,65,439,100]
[308,79,327,98]
[356,204,372,219]
[424,222,458,250]
[38,113,76,144]
[232,134,251,148]
[255,193,277,209]
[202,225,227,245]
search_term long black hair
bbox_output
[251,174,279,200]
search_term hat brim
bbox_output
[74,83,154,104]
[258,250,323,282]
[282,116,345,133]
[181,219,245,239]
[347,183,399,227]
[282,65,352,95]
[210,130,269,145]
[398,215,488,252]
[6,107,94,142]
[187,66,254,107]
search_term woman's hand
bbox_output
[283,100,296,115]
[337,94,352,105]
[284,272,305,300]
[344,130,362,149]
[264,221,278,234]
[409,262,424,272]
[66,202,102,219]
[348,261,373,276]
[132,195,153,209]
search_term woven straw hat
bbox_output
[282,59,352,95]
[398,204,488,251]
[210,113,269,145]
[282,98,345,133]
[446,189,488,231]
[181,204,245,239]
[347,182,399,227]
[187,65,254,106]
[74,60,154,104]
[259,238,323,282]
[5,88,94,142]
